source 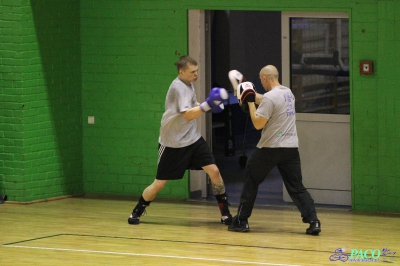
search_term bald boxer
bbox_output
[228,65,321,235]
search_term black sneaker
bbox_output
[128,199,149,225]
[306,220,321,235]
[228,215,250,232]
[217,197,232,225]
[221,214,233,225]
[128,212,140,225]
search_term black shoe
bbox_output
[128,212,140,225]
[0,195,7,204]
[228,215,250,232]
[128,198,149,225]
[306,220,321,235]
[221,214,233,225]
[217,196,232,225]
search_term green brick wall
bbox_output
[350,0,400,212]
[1,0,399,212]
[375,0,400,212]
[80,1,189,198]
[0,0,83,202]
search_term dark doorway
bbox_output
[210,11,288,206]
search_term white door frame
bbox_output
[188,10,211,199]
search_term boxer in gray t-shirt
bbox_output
[128,55,232,226]
[228,66,321,235]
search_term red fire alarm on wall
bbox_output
[360,61,373,75]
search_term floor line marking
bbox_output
[63,233,332,254]
[2,234,63,245]
[3,233,332,254]
[1,244,302,266]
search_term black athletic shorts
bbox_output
[156,137,215,180]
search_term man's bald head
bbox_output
[260,65,279,80]
[259,65,281,91]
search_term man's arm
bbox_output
[182,105,204,121]
[248,102,268,130]
[255,93,263,105]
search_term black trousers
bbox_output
[237,147,318,223]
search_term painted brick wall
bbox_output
[80,0,189,198]
[351,2,380,211]
[29,1,84,201]
[0,0,25,199]
[0,0,83,201]
[350,0,400,212]
[375,0,400,212]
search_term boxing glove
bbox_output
[241,88,256,103]
[200,87,228,112]
[228,70,244,95]
[237,82,256,103]
[211,103,225,113]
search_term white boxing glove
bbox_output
[228,70,243,96]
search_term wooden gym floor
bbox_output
[0,196,399,265]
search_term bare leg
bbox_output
[203,164,232,224]
[202,164,226,195]
[128,179,168,225]
[142,179,168,201]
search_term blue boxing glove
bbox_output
[200,87,228,112]
[211,103,225,113]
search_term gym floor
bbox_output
[1,197,399,265]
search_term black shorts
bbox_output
[156,137,215,180]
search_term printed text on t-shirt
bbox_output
[284,92,295,117]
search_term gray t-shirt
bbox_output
[158,77,201,148]
[255,85,299,148]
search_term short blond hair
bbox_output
[175,55,198,72]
